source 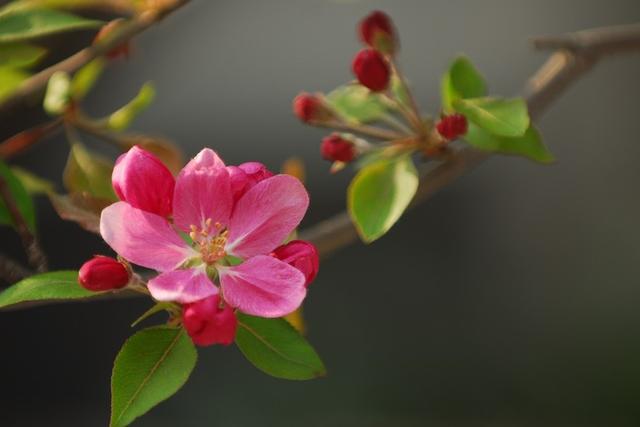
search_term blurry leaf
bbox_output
[348,155,418,243]
[281,157,305,183]
[71,58,104,100]
[6,0,138,14]
[236,313,325,380]
[284,307,306,334]
[0,158,36,232]
[0,7,102,43]
[117,135,183,174]
[108,82,155,131]
[48,192,102,234]
[0,42,45,68]
[453,97,529,138]
[441,55,486,112]
[43,70,70,115]
[0,270,100,309]
[111,326,197,427]
[0,65,28,101]
[326,84,389,123]
[63,142,116,200]
[0,119,61,159]
[11,166,54,194]
[464,123,554,163]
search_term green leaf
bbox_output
[0,42,45,68]
[0,158,35,232]
[11,166,55,194]
[111,326,197,427]
[108,82,155,131]
[0,7,102,43]
[43,70,70,115]
[71,58,104,100]
[441,56,486,112]
[130,302,172,327]
[348,155,418,243]
[0,65,28,101]
[0,270,99,309]
[326,84,389,123]
[63,142,116,200]
[235,313,326,380]
[453,96,529,137]
[464,123,554,163]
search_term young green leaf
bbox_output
[108,82,156,131]
[0,270,99,309]
[326,84,389,123]
[0,7,102,43]
[63,143,117,200]
[453,96,529,137]
[0,42,46,68]
[464,123,554,163]
[43,70,71,115]
[348,155,418,243]
[71,58,105,100]
[235,313,326,380]
[11,166,55,195]
[111,326,197,427]
[0,159,36,232]
[441,56,486,112]
[0,65,29,101]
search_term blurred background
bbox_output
[2,0,640,425]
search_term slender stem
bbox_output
[0,175,47,272]
[388,57,424,133]
[380,111,413,135]
[313,119,405,141]
[0,119,63,160]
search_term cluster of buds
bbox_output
[293,11,469,169]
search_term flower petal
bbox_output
[173,148,232,232]
[100,201,196,271]
[226,175,309,258]
[219,255,306,318]
[112,146,175,217]
[148,268,218,303]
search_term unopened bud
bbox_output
[436,114,468,140]
[78,256,130,291]
[271,240,319,287]
[358,11,397,55]
[321,134,356,163]
[183,294,237,346]
[352,49,390,92]
[293,92,334,123]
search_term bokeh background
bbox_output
[2,0,640,425]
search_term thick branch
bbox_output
[0,0,190,116]
[301,23,640,257]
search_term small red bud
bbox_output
[78,256,130,291]
[358,11,397,55]
[183,295,237,346]
[321,134,356,163]
[436,114,468,140]
[271,240,319,287]
[293,92,333,123]
[94,20,131,60]
[352,49,390,92]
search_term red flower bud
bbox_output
[94,19,131,60]
[352,49,390,92]
[78,256,130,291]
[321,134,356,163]
[358,11,397,55]
[293,92,334,123]
[183,294,237,346]
[227,162,274,202]
[271,240,319,287]
[436,114,468,140]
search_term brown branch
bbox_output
[301,22,640,257]
[0,175,48,272]
[0,0,191,116]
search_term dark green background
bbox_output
[2,0,640,425]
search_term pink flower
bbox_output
[183,294,237,346]
[227,162,274,202]
[100,147,310,318]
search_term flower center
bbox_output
[189,218,228,265]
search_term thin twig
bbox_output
[0,254,32,285]
[0,0,191,116]
[315,120,405,140]
[0,175,48,272]
[0,119,63,160]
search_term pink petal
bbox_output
[219,255,306,318]
[147,268,218,303]
[112,146,175,217]
[100,202,196,271]
[226,175,309,258]
[173,148,233,232]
